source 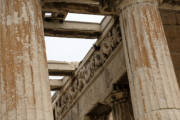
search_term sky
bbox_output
[45,37,96,62]
[45,13,104,62]
[45,13,104,95]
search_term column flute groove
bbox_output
[0,0,53,120]
[119,1,180,120]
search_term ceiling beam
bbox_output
[100,16,112,32]
[50,79,65,90]
[44,21,101,38]
[48,61,78,76]
[41,1,113,15]
[159,2,180,11]
[41,0,99,5]
[41,0,180,18]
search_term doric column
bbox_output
[109,90,134,120]
[105,84,135,120]
[119,0,180,120]
[0,0,53,120]
[112,95,134,120]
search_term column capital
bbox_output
[118,0,162,10]
[100,0,163,14]
[105,90,129,104]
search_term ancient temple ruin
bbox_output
[0,0,180,120]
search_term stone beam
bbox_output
[100,16,112,32]
[50,79,65,90]
[41,0,99,5]
[44,21,101,38]
[42,0,180,20]
[159,2,180,11]
[41,1,113,15]
[96,16,114,45]
[48,61,78,76]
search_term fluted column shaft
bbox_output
[112,97,134,120]
[119,1,180,120]
[0,0,53,120]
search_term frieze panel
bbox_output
[54,18,122,119]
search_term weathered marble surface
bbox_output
[120,1,180,120]
[0,0,53,120]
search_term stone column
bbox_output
[109,91,134,120]
[112,98,134,120]
[119,0,180,120]
[0,0,53,120]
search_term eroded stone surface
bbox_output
[0,0,53,120]
[120,1,180,120]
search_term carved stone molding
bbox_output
[54,18,122,119]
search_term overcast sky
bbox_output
[45,37,96,62]
[45,13,104,62]
[45,13,104,95]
